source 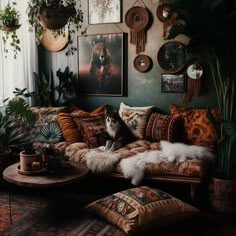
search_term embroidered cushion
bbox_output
[119,102,154,139]
[74,116,105,148]
[170,104,220,147]
[57,105,106,144]
[85,186,199,234]
[145,112,181,142]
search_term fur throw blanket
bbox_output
[86,141,215,185]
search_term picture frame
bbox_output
[161,74,186,93]
[78,33,124,96]
[88,0,121,24]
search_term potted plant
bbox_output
[166,0,236,212]
[0,1,21,58]
[0,112,25,176]
[27,0,85,55]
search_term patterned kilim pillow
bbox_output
[85,186,199,234]
[145,112,181,142]
[74,116,105,148]
[119,102,154,139]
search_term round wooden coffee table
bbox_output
[3,162,89,188]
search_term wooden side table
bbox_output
[3,162,89,188]
[3,162,89,224]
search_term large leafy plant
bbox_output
[166,0,236,179]
[0,88,35,154]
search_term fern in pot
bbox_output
[166,0,236,212]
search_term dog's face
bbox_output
[91,42,111,65]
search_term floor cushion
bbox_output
[85,186,199,234]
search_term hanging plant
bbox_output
[0,1,21,59]
[27,0,86,56]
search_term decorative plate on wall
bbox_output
[156,3,173,22]
[157,41,187,73]
[187,63,203,79]
[133,54,152,72]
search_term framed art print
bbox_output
[88,0,121,24]
[78,33,124,96]
[161,74,186,93]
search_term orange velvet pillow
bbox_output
[170,104,220,148]
[57,112,83,143]
[57,104,107,144]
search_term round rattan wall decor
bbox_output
[133,54,152,72]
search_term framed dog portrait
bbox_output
[78,33,124,96]
[161,74,186,93]
[88,0,121,24]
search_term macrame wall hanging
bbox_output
[182,63,203,104]
[125,1,149,54]
[156,0,176,38]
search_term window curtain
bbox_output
[0,0,38,106]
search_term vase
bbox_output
[208,177,236,213]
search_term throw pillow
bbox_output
[23,107,66,139]
[145,112,181,142]
[119,102,154,139]
[74,116,106,148]
[85,186,199,234]
[57,112,83,143]
[57,104,107,144]
[170,104,220,147]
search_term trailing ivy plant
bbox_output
[0,1,21,58]
[27,0,86,56]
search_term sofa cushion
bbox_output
[74,116,106,148]
[170,104,220,147]
[85,186,199,234]
[57,112,82,143]
[66,140,207,178]
[57,105,106,144]
[119,102,154,139]
[145,112,181,142]
[22,107,65,141]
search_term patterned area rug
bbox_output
[0,190,125,236]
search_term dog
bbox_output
[89,40,112,90]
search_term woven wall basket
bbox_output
[125,6,149,54]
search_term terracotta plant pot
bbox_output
[208,177,236,213]
[20,151,42,171]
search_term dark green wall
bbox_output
[38,0,218,114]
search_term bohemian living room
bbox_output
[0,0,236,235]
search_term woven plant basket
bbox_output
[209,177,236,213]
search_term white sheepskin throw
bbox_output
[120,141,215,186]
[86,150,121,173]
[120,150,164,186]
[160,140,215,163]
